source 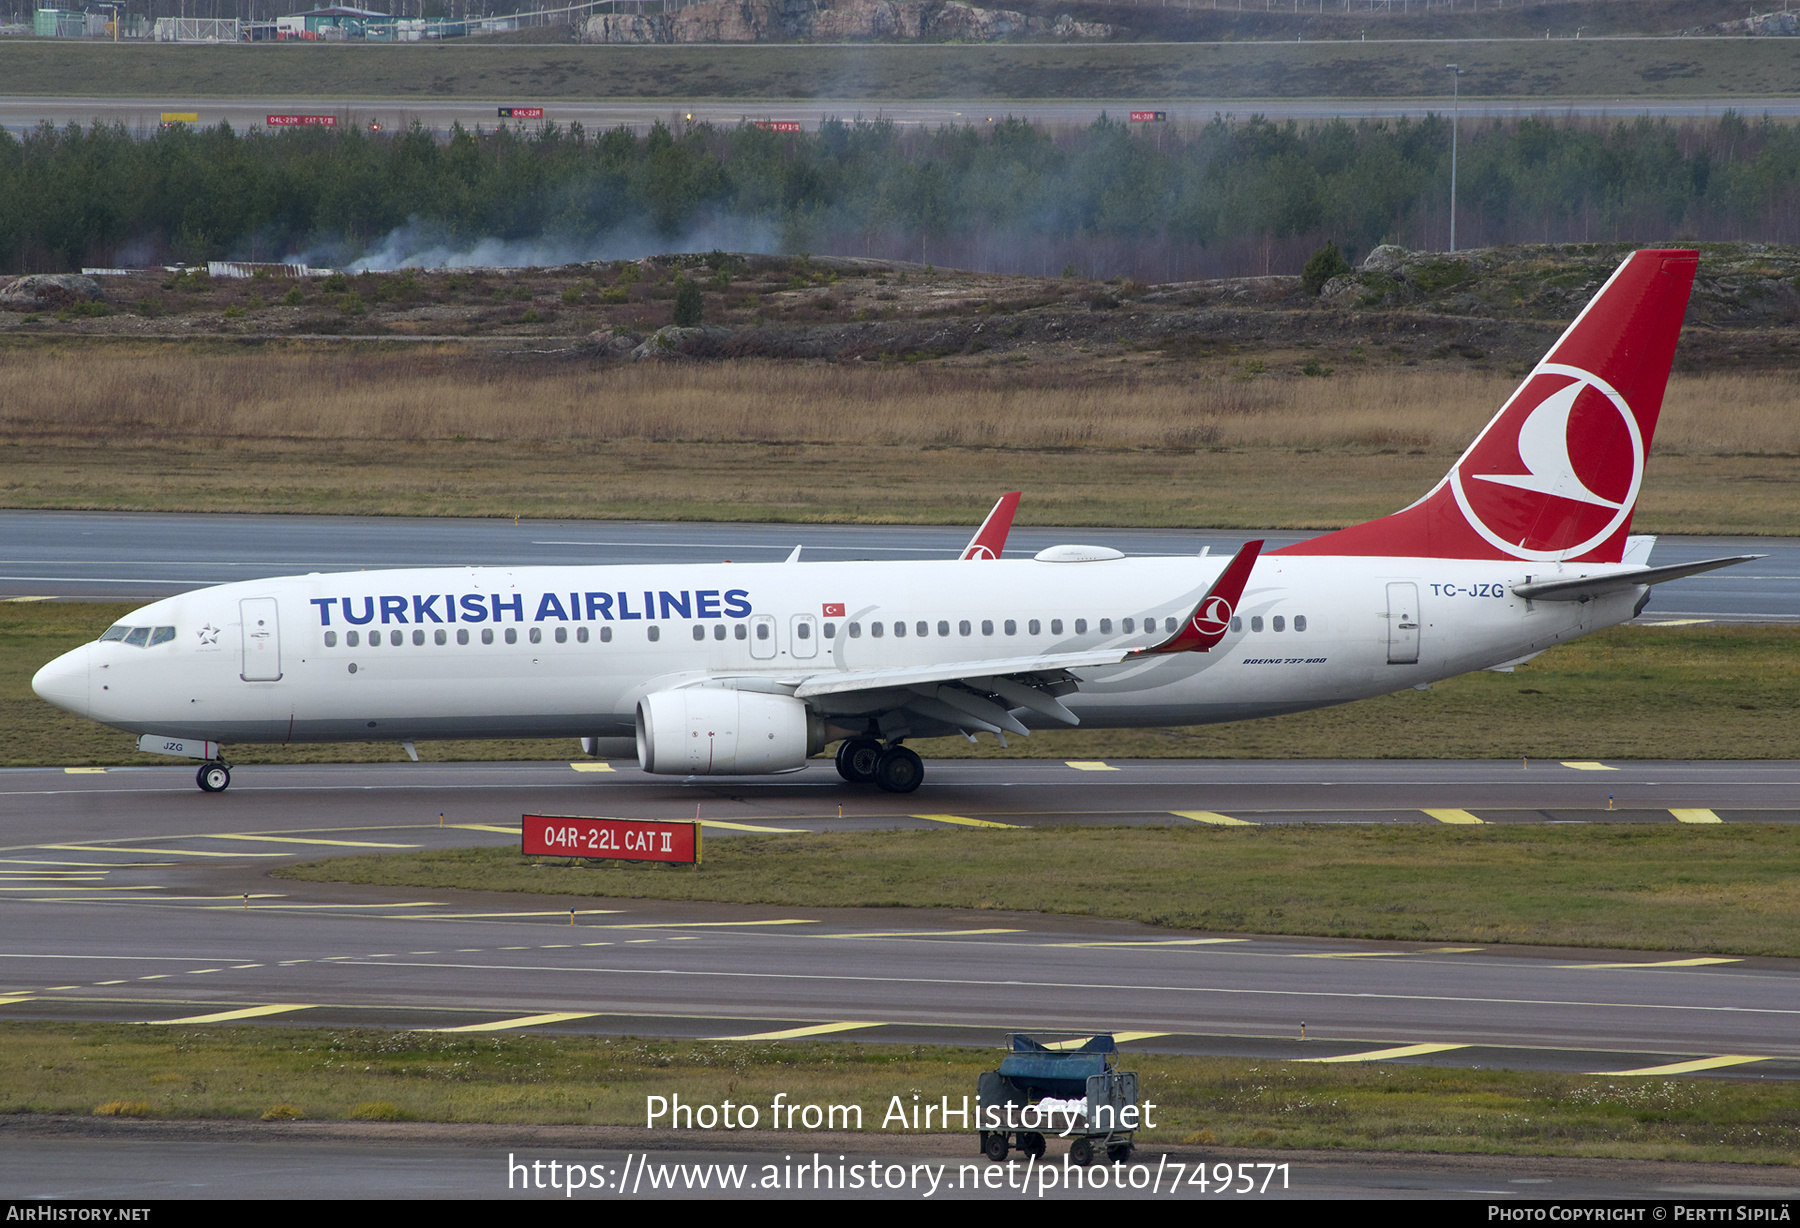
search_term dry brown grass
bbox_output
[5,345,1800,457]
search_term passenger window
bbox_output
[435,629,447,645]
[505,627,518,645]
[847,622,860,638]
[1122,618,1134,634]
[937,620,950,637]
[891,621,904,638]
[1272,616,1285,632]
[600,626,613,643]
[871,622,884,637]
[798,622,811,639]
[390,630,403,646]
[325,631,338,647]
[1295,615,1307,632]
[99,625,129,642]
[1230,617,1242,633]
[150,626,176,646]
[959,620,971,636]
[555,626,567,643]
[124,627,151,647]
[1074,619,1086,634]
[527,627,540,644]
[458,628,470,645]
[916,621,928,637]
[414,629,426,645]
[1028,619,1040,635]
[576,626,589,643]
[647,626,660,642]
[347,630,360,647]
[824,623,837,639]
[692,625,706,641]
[1099,619,1112,634]
[482,628,494,644]
[1004,619,1016,635]
[1251,616,1263,632]
[713,624,725,640]
[735,624,747,640]
[1051,619,1063,635]
[755,623,769,640]
[1167,617,1179,632]
[981,620,993,636]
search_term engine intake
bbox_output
[636,688,812,775]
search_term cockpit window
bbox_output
[102,625,176,647]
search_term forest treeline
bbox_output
[3,111,1797,280]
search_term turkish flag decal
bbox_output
[822,603,846,617]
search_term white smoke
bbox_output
[327,215,785,273]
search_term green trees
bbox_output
[1302,241,1353,295]
[672,276,702,326]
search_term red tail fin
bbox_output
[1275,249,1697,563]
[960,491,1020,560]
[1139,539,1263,655]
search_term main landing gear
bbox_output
[834,737,924,794]
[196,761,232,793]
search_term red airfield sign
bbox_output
[498,106,545,119]
[1129,111,1168,122]
[267,115,338,127]
[755,120,804,133]
[522,814,702,864]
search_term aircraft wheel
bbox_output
[196,763,231,793]
[873,746,924,794]
[835,737,883,784]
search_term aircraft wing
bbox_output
[777,540,1264,738]
[1511,555,1760,603]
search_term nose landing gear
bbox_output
[196,761,232,793]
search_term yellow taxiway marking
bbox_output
[201,901,446,912]
[596,920,817,929]
[1560,761,1618,771]
[1639,619,1712,627]
[1173,810,1255,826]
[1671,809,1724,824]
[1425,809,1485,825]
[209,834,420,848]
[1051,938,1247,948]
[0,994,33,1004]
[390,909,621,919]
[821,929,1023,939]
[435,1012,597,1033]
[1065,761,1118,771]
[700,820,811,833]
[448,824,521,835]
[0,858,171,868]
[914,813,1019,829]
[48,845,287,859]
[714,1021,882,1041]
[3,596,56,603]
[1598,1055,1770,1076]
[1041,1032,1170,1049]
[1296,951,1411,959]
[1560,957,1742,970]
[149,1004,313,1025]
[569,762,615,773]
[63,768,107,774]
[1305,1042,1469,1064]
[0,885,164,892]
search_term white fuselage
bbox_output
[34,553,1642,746]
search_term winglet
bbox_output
[1135,540,1263,655]
[960,492,1021,560]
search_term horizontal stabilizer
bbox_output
[1511,555,1760,603]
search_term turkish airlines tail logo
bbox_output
[960,492,1020,560]
[1273,249,1698,564]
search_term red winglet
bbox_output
[960,492,1021,560]
[1137,540,1263,655]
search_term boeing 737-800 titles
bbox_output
[32,250,1755,794]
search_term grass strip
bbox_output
[2,1023,1795,1164]
[9,606,1800,766]
[277,825,1800,957]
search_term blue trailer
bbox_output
[976,1033,1140,1166]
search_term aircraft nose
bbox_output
[32,644,91,718]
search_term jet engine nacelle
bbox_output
[636,688,813,775]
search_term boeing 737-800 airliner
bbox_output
[32,249,1754,794]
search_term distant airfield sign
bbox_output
[522,814,702,865]
[756,120,804,133]
[266,115,338,127]
[160,112,198,124]
[1129,111,1169,122]
[498,106,545,119]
